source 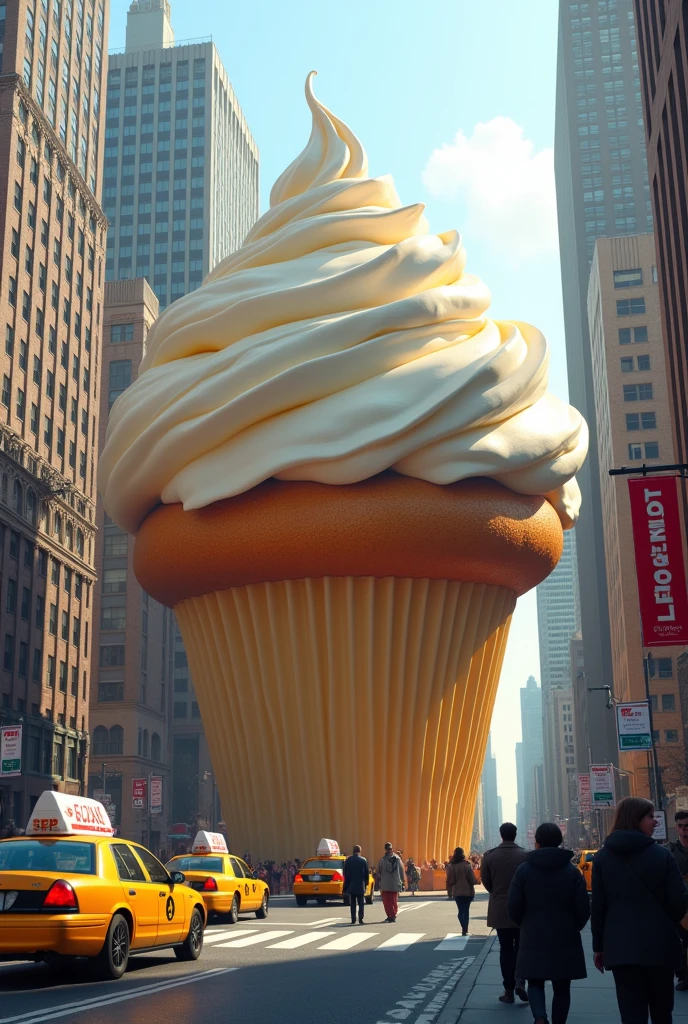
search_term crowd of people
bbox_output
[465,799,688,1024]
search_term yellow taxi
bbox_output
[293,839,375,907]
[166,832,269,923]
[0,791,207,980]
[573,849,597,892]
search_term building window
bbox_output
[108,359,132,409]
[98,680,124,702]
[110,323,134,342]
[626,412,656,431]
[173,701,187,718]
[59,660,67,692]
[616,298,646,316]
[61,609,68,640]
[103,533,128,557]
[191,701,201,718]
[103,568,126,593]
[614,268,644,289]
[49,603,57,635]
[650,695,658,712]
[637,355,651,371]
[46,653,55,686]
[644,442,660,459]
[662,694,676,712]
[620,357,634,373]
[665,730,679,743]
[623,384,653,402]
[657,657,673,678]
[99,644,125,667]
[101,605,126,630]
[6,578,16,613]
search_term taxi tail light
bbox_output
[293,873,303,884]
[330,871,344,883]
[202,877,218,891]
[43,879,78,910]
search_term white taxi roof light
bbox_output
[25,792,114,837]
[317,838,340,856]
[192,830,228,855]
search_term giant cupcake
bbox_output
[100,74,587,862]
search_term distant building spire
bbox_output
[125,0,175,53]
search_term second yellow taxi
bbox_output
[0,791,206,980]
[166,832,269,923]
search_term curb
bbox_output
[436,933,495,1024]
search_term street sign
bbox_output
[150,776,162,815]
[653,809,667,841]
[616,701,653,752]
[93,790,110,803]
[628,477,688,646]
[577,774,591,814]
[0,725,22,776]
[590,764,616,808]
[132,778,147,808]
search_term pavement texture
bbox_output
[441,927,688,1022]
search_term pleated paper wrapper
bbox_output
[175,576,516,863]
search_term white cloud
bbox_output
[422,117,558,263]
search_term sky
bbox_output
[109,0,567,825]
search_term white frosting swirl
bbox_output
[99,72,587,534]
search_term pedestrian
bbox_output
[507,822,590,1024]
[481,821,528,1005]
[378,842,405,923]
[343,844,370,925]
[406,857,421,895]
[445,847,476,936]
[667,809,688,991]
[591,796,687,1023]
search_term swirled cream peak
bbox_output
[99,72,588,535]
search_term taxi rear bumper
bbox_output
[0,914,109,957]
[200,893,235,914]
[293,884,344,898]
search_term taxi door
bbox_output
[230,856,258,909]
[110,843,159,947]
[135,845,187,944]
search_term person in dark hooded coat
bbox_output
[591,796,687,1024]
[507,821,590,1024]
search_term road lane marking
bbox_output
[215,930,293,948]
[434,934,469,951]
[0,969,236,1024]
[375,932,425,952]
[318,932,379,950]
[266,931,336,949]
[202,930,244,943]
[395,901,434,915]
[373,957,474,1024]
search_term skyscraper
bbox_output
[518,676,544,839]
[537,530,580,819]
[103,0,258,827]
[633,2,688,517]
[480,734,501,850]
[0,0,108,822]
[554,0,653,767]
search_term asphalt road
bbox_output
[0,891,491,1024]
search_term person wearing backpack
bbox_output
[591,796,687,1023]
[667,810,688,990]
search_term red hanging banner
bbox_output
[628,476,688,646]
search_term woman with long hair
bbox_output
[445,847,476,936]
[507,821,590,1024]
[591,796,687,1023]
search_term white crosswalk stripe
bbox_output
[318,932,379,950]
[203,930,244,944]
[375,932,425,951]
[267,931,336,949]
[215,930,293,947]
[434,934,469,951]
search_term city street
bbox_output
[0,893,489,1024]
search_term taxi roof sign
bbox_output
[26,791,114,837]
[317,838,340,856]
[192,830,228,855]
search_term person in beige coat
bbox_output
[445,847,476,936]
[481,822,528,1004]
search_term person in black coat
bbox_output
[343,845,370,925]
[507,821,590,1024]
[591,796,687,1023]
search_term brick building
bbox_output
[0,0,109,825]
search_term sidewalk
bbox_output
[440,928,688,1022]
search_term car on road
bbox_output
[293,839,375,907]
[166,832,269,924]
[0,791,206,980]
[573,849,596,892]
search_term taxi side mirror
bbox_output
[170,870,186,885]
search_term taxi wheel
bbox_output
[255,891,269,919]
[295,896,307,907]
[175,908,204,961]
[224,893,240,924]
[316,897,327,905]
[91,913,130,981]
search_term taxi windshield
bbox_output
[0,840,96,874]
[167,856,224,873]
[302,859,343,870]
